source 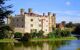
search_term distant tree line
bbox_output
[61,21,80,36]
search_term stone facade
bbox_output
[8,8,56,35]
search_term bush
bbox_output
[60,30,71,37]
[0,32,4,39]
[21,33,31,41]
[47,32,54,38]
[30,30,44,38]
[37,30,44,38]
[47,29,71,38]
[30,32,37,38]
[14,32,22,38]
[0,25,13,39]
[72,25,80,35]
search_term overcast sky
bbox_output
[6,0,80,23]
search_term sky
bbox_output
[6,0,80,23]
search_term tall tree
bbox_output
[61,21,66,26]
[66,22,74,28]
[0,0,12,26]
[0,0,13,39]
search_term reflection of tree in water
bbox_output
[13,40,71,50]
[47,40,71,50]
[23,42,43,47]
[76,48,80,50]
[22,41,70,50]
[14,42,23,47]
[23,41,44,50]
[0,43,14,50]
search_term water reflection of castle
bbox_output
[14,41,68,50]
[0,41,69,50]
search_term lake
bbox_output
[0,40,80,50]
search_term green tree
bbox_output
[72,24,80,35]
[0,25,13,39]
[31,32,37,38]
[0,0,12,26]
[0,0,13,39]
[55,28,61,37]
[47,28,71,38]
[66,22,74,28]
[14,32,22,38]
[47,29,60,38]
[47,32,55,38]
[61,21,66,26]
[21,33,31,41]
[37,30,44,38]
[60,30,71,37]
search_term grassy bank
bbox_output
[0,37,77,42]
[0,39,17,42]
[30,37,77,42]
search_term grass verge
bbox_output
[0,39,17,42]
[30,36,77,42]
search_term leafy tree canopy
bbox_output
[0,0,13,26]
[0,0,13,39]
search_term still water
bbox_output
[0,40,80,50]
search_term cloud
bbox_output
[66,1,71,6]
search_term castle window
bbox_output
[30,29,37,33]
[22,25,23,28]
[31,19,33,21]
[17,19,18,21]
[39,24,42,27]
[46,20,48,22]
[31,24,33,27]
[46,29,47,31]
[22,19,23,21]
[39,20,41,22]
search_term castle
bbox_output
[8,8,56,35]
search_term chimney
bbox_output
[48,12,51,16]
[43,13,45,16]
[53,13,56,16]
[20,8,24,15]
[28,8,32,13]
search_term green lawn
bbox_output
[0,39,17,42]
[30,36,77,42]
[0,37,77,42]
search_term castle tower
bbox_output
[48,12,56,32]
[52,13,56,28]
[48,12,53,32]
[28,8,32,13]
[20,8,24,15]
[43,13,45,16]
